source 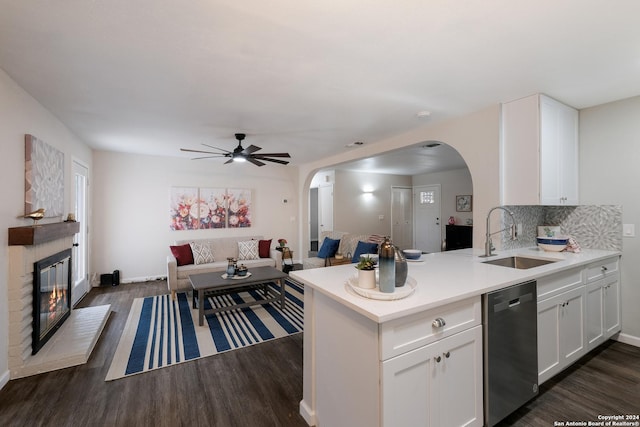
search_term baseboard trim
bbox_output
[299,399,316,426]
[614,333,640,348]
[120,275,166,284]
[0,369,10,391]
[91,275,166,287]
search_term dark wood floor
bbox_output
[0,280,638,427]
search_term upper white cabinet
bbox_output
[501,94,579,205]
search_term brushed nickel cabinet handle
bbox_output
[432,317,446,328]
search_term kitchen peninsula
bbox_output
[290,247,621,427]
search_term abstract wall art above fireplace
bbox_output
[25,134,64,218]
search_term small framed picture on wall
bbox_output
[456,195,472,212]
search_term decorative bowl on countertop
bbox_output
[536,236,569,252]
[402,249,422,260]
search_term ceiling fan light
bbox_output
[233,155,247,162]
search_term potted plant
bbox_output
[355,256,376,289]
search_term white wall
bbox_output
[297,105,501,252]
[0,69,92,387]
[333,170,412,236]
[91,151,299,281]
[413,167,474,233]
[580,95,640,344]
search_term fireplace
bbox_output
[32,248,72,355]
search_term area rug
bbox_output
[105,280,303,381]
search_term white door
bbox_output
[71,160,89,306]
[413,185,441,253]
[318,184,334,236]
[391,187,413,250]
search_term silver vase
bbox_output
[394,246,408,287]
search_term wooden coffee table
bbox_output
[189,266,288,326]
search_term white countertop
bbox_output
[289,247,620,323]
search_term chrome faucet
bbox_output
[482,206,518,257]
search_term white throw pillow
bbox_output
[238,240,259,260]
[190,242,215,265]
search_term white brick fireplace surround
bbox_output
[8,225,110,379]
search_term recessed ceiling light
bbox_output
[416,111,431,118]
[423,142,441,148]
[345,141,365,147]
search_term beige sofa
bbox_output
[166,235,282,298]
[302,231,382,270]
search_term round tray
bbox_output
[346,275,417,301]
[221,271,252,280]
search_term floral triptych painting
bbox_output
[169,187,251,230]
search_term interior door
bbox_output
[413,185,441,253]
[391,187,413,249]
[71,160,89,305]
[318,184,334,236]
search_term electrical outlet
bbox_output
[623,224,635,237]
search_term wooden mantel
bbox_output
[8,221,80,246]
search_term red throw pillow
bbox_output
[258,239,272,258]
[170,244,194,266]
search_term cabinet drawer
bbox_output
[380,297,481,361]
[537,267,583,301]
[585,257,619,283]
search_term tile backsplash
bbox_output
[500,205,622,251]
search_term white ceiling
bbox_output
[1,1,639,174]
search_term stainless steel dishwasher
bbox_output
[483,280,538,426]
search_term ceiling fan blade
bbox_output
[242,144,262,154]
[180,148,221,155]
[202,143,232,154]
[191,155,229,160]
[253,157,290,165]
[247,157,266,167]
[224,158,234,164]
[253,152,291,158]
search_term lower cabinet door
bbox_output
[560,287,586,365]
[381,326,482,427]
[538,286,586,384]
[586,280,605,350]
[382,340,435,427]
[434,325,483,427]
[603,275,621,338]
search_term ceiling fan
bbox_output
[181,133,291,166]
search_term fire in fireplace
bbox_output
[33,248,72,354]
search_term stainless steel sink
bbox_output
[482,256,558,269]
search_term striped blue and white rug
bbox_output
[105,281,303,381]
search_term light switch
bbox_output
[378,215,384,220]
[623,224,635,237]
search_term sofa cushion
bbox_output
[238,240,260,260]
[317,237,340,258]
[339,234,369,258]
[351,241,379,262]
[170,243,194,266]
[258,239,272,258]
[190,241,215,265]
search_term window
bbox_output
[420,191,435,204]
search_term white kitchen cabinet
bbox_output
[586,257,621,350]
[501,93,579,205]
[537,285,586,384]
[382,325,483,427]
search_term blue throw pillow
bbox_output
[351,241,379,263]
[317,237,340,259]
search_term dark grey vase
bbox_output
[394,246,408,287]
